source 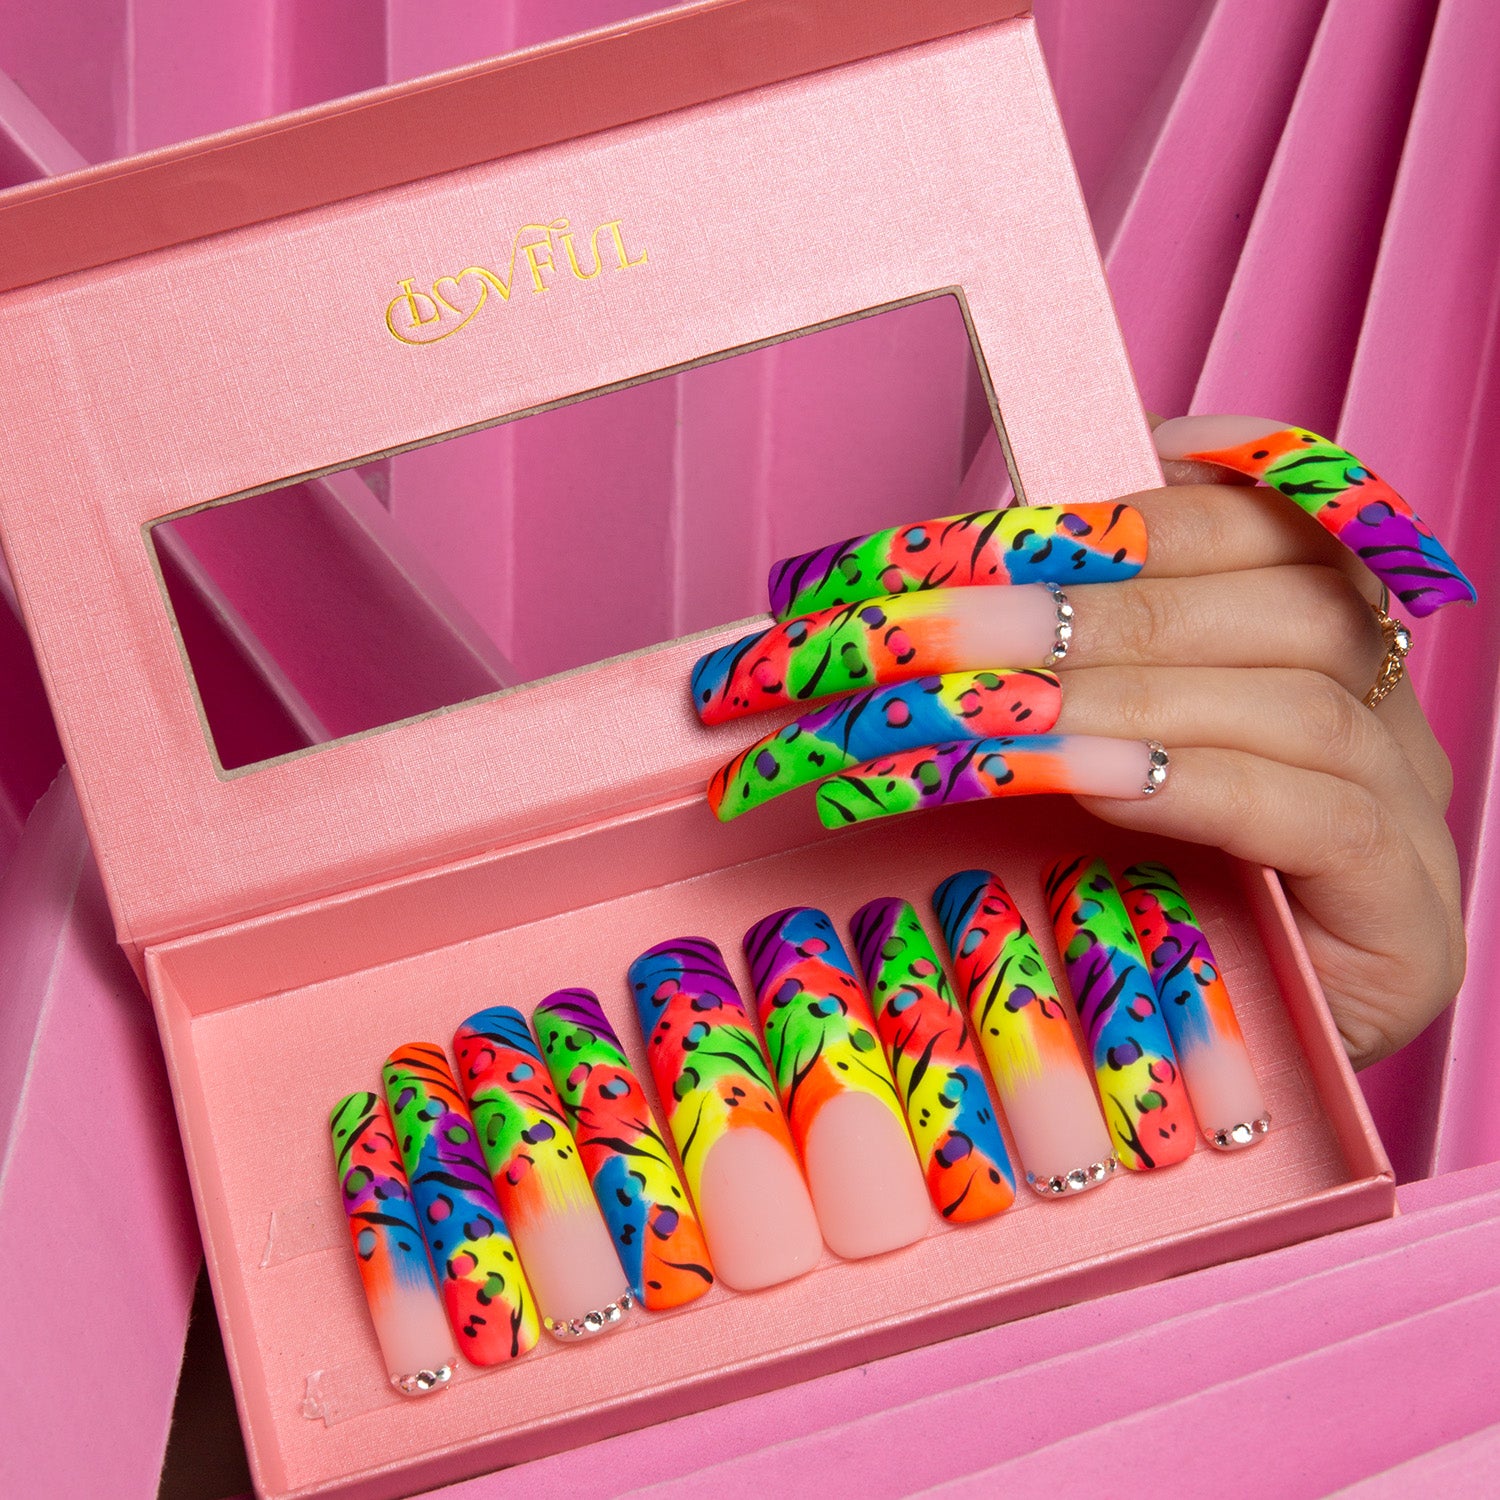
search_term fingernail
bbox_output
[815,736,1168,828]
[849,898,1016,1222]
[531,989,714,1310]
[743,907,932,1258]
[1152,415,1475,617]
[1043,858,1196,1171]
[329,1093,457,1395]
[628,938,823,1291]
[452,1008,635,1340]
[708,670,1062,821]
[766,503,1148,619]
[382,1044,540,1365]
[932,872,1118,1195]
[691,586,1062,726]
[1120,862,1271,1150]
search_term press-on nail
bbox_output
[628,938,823,1291]
[1043,858,1196,1171]
[744,907,932,1258]
[933,871,1117,1195]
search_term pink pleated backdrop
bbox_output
[2,1,1497,1494]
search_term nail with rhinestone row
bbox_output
[532,989,714,1310]
[1043,858,1196,1171]
[814,736,1168,828]
[382,1044,540,1364]
[329,1093,457,1395]
[1120,862,1271,1150]
[1153,415,1474,617]
[628,938,823,1291]
[849,899,1016,1222]
[766,502,1148,619]
[452,1008,634,1340]
[707,670,1062,821]
[690,585,1064,726]
[743,908,932,1258]
[932,872,1117,1196]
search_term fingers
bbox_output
[1127,483,1370,591]
[1064,565,1385,697]
[1076,747,1465,1067]
[1054,665,1453,828]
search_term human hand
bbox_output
[690,416,1473,1068]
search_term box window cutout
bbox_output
[147,290,1014,773]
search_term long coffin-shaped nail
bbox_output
[1120,862,1271,1150]
[1153,415,1475,617]
[691,585,1068,726]
[382,1044,540,1365]
[532,989,715,1310]
[628,938,823,1291]
[708,670,1062,821]
[452,1008,634,1340]
[849,898,1016,1222]
[329,1092,457,1395]
[1043,858,1196,1171]
[767,502,1148,619]
[932,872,1117,1196]
[743,908,932,1258]
[816,736,1169,828]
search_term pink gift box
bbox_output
[0,4,1400,1496]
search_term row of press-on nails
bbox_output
[330,854,1267,1396]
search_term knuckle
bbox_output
[1291,672,1371,775]
[1328,783,1389,868]
[1295,565,1373,664]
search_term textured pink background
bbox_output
[1,0,1497,1495]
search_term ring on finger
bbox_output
[1365,586,1413,710]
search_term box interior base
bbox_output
[149,792,1388,1499]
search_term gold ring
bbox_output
[1365,587,1412,709]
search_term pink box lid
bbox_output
[0,6,1160,966]
[0,0,1029,295]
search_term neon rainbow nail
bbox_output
[815,736,1168,828]
[628,937,823,1291]
[767,502,1148,618]
[532,989,714,1310]
[382,1043,540,1365]
[1043,857,1196,1171]
[849,898,1016,1222]
[743,907,931,1257]
[708,670,1061,821]
[933,870,1116,1195]
[329,1092,457,1395]
[1120,861,1271,1150]
[690,586,1060,726]
[453,1007,634,1339]
[1154,415,1474,617]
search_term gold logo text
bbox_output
[386,218,649,345]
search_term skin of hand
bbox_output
[1061,430,1464,1069]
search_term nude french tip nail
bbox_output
[765,502,1148,619]
[1043,857,1196,1172]
[381,1043,540,1365]
[627,937,823,1292]
[849,898,1016,1222]
[531,989,715,1311]
[690,585,1061,726]
[707,669,1063,820]
[812,736,1167,828]
[932,871,1118,1195]
[1119,862,1271,1150]
[743,907,932,1258]
[329,1092,458,1395]
[1152,414,1475,618]
[452,1007,635,1340]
